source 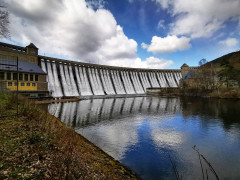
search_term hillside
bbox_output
[203,50,240,70]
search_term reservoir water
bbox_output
[48,97,240,179]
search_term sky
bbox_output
[1,0,240,69]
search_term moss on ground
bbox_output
[0,92,138,180]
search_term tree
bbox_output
[218,60,240,87]
[198,58,207,66]
[0,6,10,38]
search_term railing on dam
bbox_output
[39,55,182,97]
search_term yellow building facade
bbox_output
[0,42,48,97]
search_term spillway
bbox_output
[40,57,182,97]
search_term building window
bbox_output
[21,83,25,86]
[0,72,4,80]
[32,83,36,87]
[13,73,17,80]
[8,82,12,86]
[19,73,23,81]
[27,83,30,86]
[35,75,38,81]
[15,82,17,86]
[30,74,33,81]
[25,74,28,81]
[7,72,11,80]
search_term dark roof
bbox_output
[0,59,46,74]
[26,43,38,49]
[181,63,189,68]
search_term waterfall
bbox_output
[125,71,136,94]
[139,72,151,91]
[121,71,135,94]
[46,62,56,97]
[148,72,160,87]
[88,68,98,95]
[101,69,116,95]
[139,72,146,91]
[41,58,183,97]
[63,64,74,95]
[88,68,104,95]
[111,70,119,94]
[52,63,63,97]
[156,72,169,87]
[81,67,93,95]
[69,65,79,96]
[75,66,83,95]
[130,71,144,94]
[121,71,130,94]
[59,64,69,96]
[112,70,126,94]
[105,69,115,94]
[165,72,178,87]
[94,68,105,95]
[174,72,182,86]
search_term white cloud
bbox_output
[141,56,173,69]
[219,38,238,47]
[142,35,191,54]
[103,56,173,69]
[2,0,173,69]
[157,19,165,30]
[155,0,240,38]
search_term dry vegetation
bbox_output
[0,92,138,180]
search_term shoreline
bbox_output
[147,88,240,99]
[0,93,139,179]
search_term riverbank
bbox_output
[147,88,240,99]
[0,93,138,179]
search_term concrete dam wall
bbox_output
[39,56,182,97]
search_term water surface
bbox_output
[48,97,240,180]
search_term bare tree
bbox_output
[0,6,10,38]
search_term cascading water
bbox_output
[64,64,74,96]
[59,63,69,96]
[69,65,79,96]
[114,70,126,94]
[156,72,169,87]
[148,72,159,87]
[41,59,183,97]
[52,63,63,97]
[46,62,56,97]
[165,72,178,87]
[105,69,115,94]
[130,72,144,94]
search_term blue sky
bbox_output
[2,0,240,69]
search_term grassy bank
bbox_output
[147,88,240,99]
[0,93,138,179]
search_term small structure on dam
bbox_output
[0,42,191,97]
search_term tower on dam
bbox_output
[0,42,187,97]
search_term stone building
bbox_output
[0,42,48,97]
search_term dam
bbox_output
[39,56,182,97]
[0,42,183,97]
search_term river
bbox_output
[48,96,240,179]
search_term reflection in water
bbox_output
[48,97,240,180]
[49,97,181,128]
